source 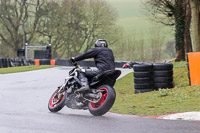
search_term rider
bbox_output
[70,39,115,92]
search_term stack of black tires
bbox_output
[153,63,173,90]
[133,63,154,94]
[133,62,174,94]
[0,58,3,68]
[0,58,35,68]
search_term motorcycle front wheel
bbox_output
[48,87,66,112]
[88,85,116,116]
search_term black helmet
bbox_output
[95,39,108,47]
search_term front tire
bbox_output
[48,87,66,112]
[88,85,116,116]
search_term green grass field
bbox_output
[110,61,200,116]
[118,17,174,37]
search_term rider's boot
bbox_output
[75,72,90,92]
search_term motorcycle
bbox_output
[48,62,121,116]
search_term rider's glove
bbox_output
[70,57,76,65]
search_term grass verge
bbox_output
[111,61,200,116]
[0,65,57,74]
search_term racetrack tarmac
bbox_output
[0,67,200,133]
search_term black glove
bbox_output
[70,57,76,65]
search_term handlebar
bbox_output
[73,62,78,67]
[69,57,78,67]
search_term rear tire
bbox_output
[88,85,116,116]
[48,87,66,112]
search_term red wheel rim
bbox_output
[90,88,108,109]
[49,90,65,108]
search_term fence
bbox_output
[0,58,127,68]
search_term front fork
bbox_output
[56,83,66,100]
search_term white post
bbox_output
[25,43,28,59]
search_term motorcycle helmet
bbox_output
[95,39,108,47]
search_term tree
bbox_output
[0,0,119,58]
[0,0,46,57]
[190,0,200,51]
[184,0,192,53]
[143,0,193,61]
[149,27,165,62]
[37,0,120,59]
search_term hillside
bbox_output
[107,0,142,18]
[107,0,175,62]
[108,0,174,35]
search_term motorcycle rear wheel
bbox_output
[88,85,116,116]
[48,87,66,112]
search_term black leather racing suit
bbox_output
[74,47,115,88]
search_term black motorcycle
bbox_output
[48,63,121,116]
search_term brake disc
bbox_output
[90,92,102,103]
[58,93,64,100]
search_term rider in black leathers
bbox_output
[71,39,115,92]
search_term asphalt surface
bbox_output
[0,67,200,133]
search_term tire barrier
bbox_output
[79,61,96,67]
[133,62,174,94]
[0,58,3,68]
[0,58,126,69]
[39,59,50,65]
[0,58,35,68]
[54,59,126,68]
[133,63,154,94]
[55,59,73,66]
[153,63,174,90]
[115,61,127,68]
